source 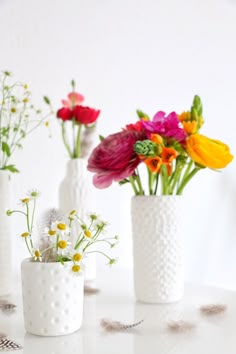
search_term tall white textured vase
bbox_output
[0,171,12,296]
[59,158,96,281]
[131,195,184,303]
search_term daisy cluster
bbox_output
[7,190,118,275]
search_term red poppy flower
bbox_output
[73,106,100,125]
[57,107,73,121]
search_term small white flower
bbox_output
[70,264,81,276]
[33,249,42,262]
[52,221,71,235]
[28,189,41,200]
[56,235,71,256]
[44,226,57,237]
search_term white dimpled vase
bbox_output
[131,195,184,304]
[21,259,84,336]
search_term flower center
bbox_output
[21,232,29,238]
[57,223,66,231]
[72,265,80,273]
[84,230,92,238]
[48,230,56,236]
[58,240,67,249]
[22,198,30,203]
[34,250,41,257]
[73,253,82,262]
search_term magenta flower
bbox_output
[87,130,146,188]
[141,111,186,143]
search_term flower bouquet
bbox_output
[45,80,100,159]
[87,95,233,195]
[7,190,117,336]
[87,95,233,304]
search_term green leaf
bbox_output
[43,96,51,105]
[99,135,105,141]
[2,142,11,157]
[1,165,19,173]
[119,178,130,185]
[136,109,150,120]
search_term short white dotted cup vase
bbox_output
[131,195,184,304]
[21,259,84,336]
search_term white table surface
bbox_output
[1,268,236,354]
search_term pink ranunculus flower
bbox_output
[141,111,187,143]
[61,92,84,108]
[73,105,100,125]
[87,130,146,188]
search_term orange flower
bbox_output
[161,147,178,163]
[182,120,197,134]
[150,133,163,144]
[186,134,233,169]
[144,156,162,173]
[178,111,191,122]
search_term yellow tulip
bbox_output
[186,134,233,169]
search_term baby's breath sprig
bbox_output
[0,71,53,173]
[8,191,118,274]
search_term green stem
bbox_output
[75,124,82,158]
[135,169,144,195]
[161,164,169,195]
[148,168,154,195]
[61,122,73,158]
[177,167,200,195]
[181,159,193,186]
[24,238,33,256]
[8,210,27,217]
[30,198,36,234]
[86,250,113,262]
[154,173,159,195]
[26,203,34,250]
[129,175,139,195]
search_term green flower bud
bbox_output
[134,140,162,157]
[134,140,155,156]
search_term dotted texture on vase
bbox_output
[21,260,84,336]
[131,196,184,303]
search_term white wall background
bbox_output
[0,0,236,289]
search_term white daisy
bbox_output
[33,249,42,262]
[52,221,71,235]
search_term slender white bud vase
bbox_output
[131,195,184,303]
[0,171,12,296]
[59,158,96,281]
[21,259,84,336]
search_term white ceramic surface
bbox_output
[0,171,12,296]
[131,195,184,303]
[59,158,96,281]
[2,268,236,354]
[21,259,84,336]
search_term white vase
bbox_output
[0,171,12,296]
[21,259,84,336]
[59,158,96,281]
[131,195,184,303]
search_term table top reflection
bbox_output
[1,268,236,354]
